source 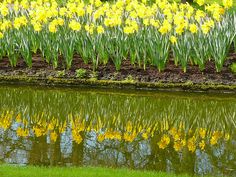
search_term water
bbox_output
[0,85,235,176]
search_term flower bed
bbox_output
[0,0,235,73]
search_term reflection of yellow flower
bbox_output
[210,131,222,145]
[173,139,186,152]
[169,127,177,136]
[142,132,149,140]
[72,130,83,144]
[173,132,181,141]
[210,136,217,145]
[188,136,196,153]
[50,131,58,142]
[16,114,22,123]
[199,140,205,150]
[97,134,105,142]
[124,131,136,142]
[126,121,132,132]
[16,127,29,137]
[224,133,230,141]
[113,131,122,141]
[33,126,43,137]
[158,134,170,149]
[199,128,206,139]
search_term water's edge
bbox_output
[0,75,235,93]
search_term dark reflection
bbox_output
[0,86,235,176]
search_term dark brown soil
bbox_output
[0,52,235,85]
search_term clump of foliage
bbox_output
[75,68,87,78]
[56,70,65,77]
[230,62,236,73]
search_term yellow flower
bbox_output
[150,19,159,28]
[201,23,210,34]
[69,20,81,31]
[56,18,64,26]
[14,16,28,29]
[1,20,12,31]
[20,0,29,9]
[95,0,102,7]
[158,134,170,149]
[49,23,57,33]
[143,19,150,26]
[14,1,20,12]
[33,22,42,32]
[189,24,198,34]
[124,26,135,34]
[170,36,177,44]
[97,25,104,34]
[85,24,94,34]
[175,25,184,35]
[86,5,93,14]
[173,14,184,26]
[59,7,67,16]
[0,5,9,17]
[159,20,172,35]
[222,0,233,8]
[195,10,205,22]
[196,0,205,6]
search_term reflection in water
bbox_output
[0,86,235,176]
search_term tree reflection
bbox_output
[0,86,235,175]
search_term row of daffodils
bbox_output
[0,0,235,72]
[0,111,232,153]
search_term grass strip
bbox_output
[0,165,195,177]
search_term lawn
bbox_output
[0,165,197,177]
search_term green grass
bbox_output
[0,165,194,177]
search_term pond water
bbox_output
[0,86,235,176]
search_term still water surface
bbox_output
[0,86,235,176]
